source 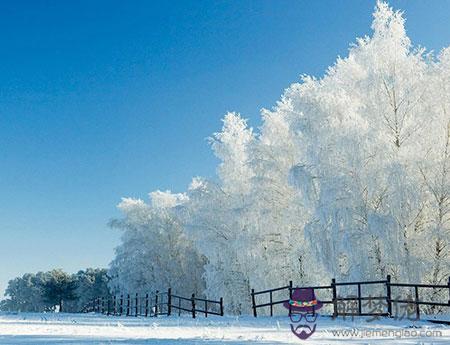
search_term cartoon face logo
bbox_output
[284,288,322,340]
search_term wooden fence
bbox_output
[170,293,224,318]
[85,288,224,319]
[251,275,450,319]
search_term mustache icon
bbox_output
[290,323,317,340]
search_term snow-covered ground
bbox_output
[0,312,449,344]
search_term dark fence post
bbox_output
[251,289,257,317]
[135,293,139,316]
[120,294,123,315]
[107,298,111,316]
[145,293,149,317]
[204,299,208,318]
[113,295,117,315]
[386,275,392,317]
[155,290,159,317]
[357,283,362,315]
[414,286,420,320]
[126,294,130,316]
[220,297,224,316]
[331,278,338,318]
[447,277,450,306]
[289,280,293,316]
[269,290,273,317]
[101,297,105,314]
[191,293,196,319]
[167,288,172,316]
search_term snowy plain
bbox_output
[0,312,449,344]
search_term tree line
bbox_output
[1,268,111,313]
[108,1,450,315]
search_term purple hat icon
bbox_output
[283,288,323,313]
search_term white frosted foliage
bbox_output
[109,2,450,314]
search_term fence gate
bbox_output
[331,278,389,318]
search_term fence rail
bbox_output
[159,292,224,318]
[83,276,450,320]
[84,288,224,319]
[251,275,450,320]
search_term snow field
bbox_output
[0,312,449,344]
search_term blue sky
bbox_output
[1,0,449,296]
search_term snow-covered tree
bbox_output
[66,268,111,312]
[184,113,255,314]
[1,269,109,313]
[110,1,450,314]
[108,193,206,296]
[1,272,52,312]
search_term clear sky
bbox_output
[1,0,449,296]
